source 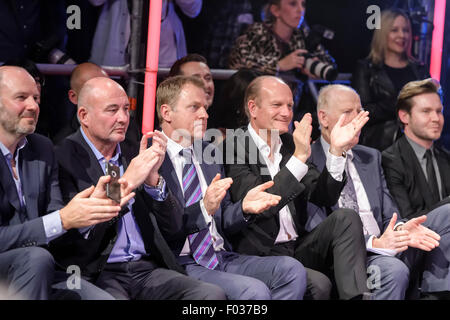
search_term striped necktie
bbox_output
[180,149,219,270]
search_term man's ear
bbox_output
[77,106,88,127]
[68,89,77,105]
[398,109,409,127]
[317,109,328,129]
[160,104,172,123]
[247,100,258,119]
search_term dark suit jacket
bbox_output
[307,139,400,243]
[0,134,64,253]
[50,129,185,280]
[158,140,248,256]
[382,135,450,219]
[222,128,345,256]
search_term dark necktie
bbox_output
[424,149,440,203]
[180,149,219,270]
[340,162,360,213]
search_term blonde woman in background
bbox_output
[352,8,429,151]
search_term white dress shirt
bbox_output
[164,132,225,255]
[248,124,345,243]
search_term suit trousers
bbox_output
[397,203,450,296]
[184,251,307,300]
[0,247,115,300]
[94,257,226,300]
[366,254,410,300]
[0,247,54,299]
[292,209,368,299]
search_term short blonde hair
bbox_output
[369,9,413,65]
[397,78,441,114]
[156,75,205,123]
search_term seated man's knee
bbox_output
[305,268,332,300]
[199,282,227,300]
[276,257,307,288]
[239,279,271,300]
[332,209,363,229]
[20,247,55,275]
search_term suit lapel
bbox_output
[399,136,436,207]
[70,130,105,184]
[352,148,383,228]
[20,144,40,220]
[0,152,21,213]
[161,156,184,204]
[310,140,326,172]
[435,147,450,197]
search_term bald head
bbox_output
[244,75,290,118]
[69,63,108,105]
[0,66,36,93]
[78,77,127,110]
[317,84,359,113]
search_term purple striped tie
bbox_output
[181,149,219,270]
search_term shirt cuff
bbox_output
[199,199,212,224]
[42,210,66,242]
[144,180,168,201]
[326,150,346,181]
[394,222,405,230]
[285,156,308,182]
[366,235,397,256]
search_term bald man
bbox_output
[68,62,109,105]
[51,76,226,300]
[0,66,125,300]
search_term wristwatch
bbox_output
[155,175,165,192]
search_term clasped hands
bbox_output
[372,213,441,253]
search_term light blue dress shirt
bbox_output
[80,128,166,263]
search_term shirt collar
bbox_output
[405,135,431,160]
[80,127,121,163]
[320,135,353,161]
[0,137,28,158]
[163,130,192,161]
[247,123,282,158]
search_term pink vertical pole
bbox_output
[430,0,447,81]
[142,0,162,133]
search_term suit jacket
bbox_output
[0,134,64,253]
[50,129,185,280]
[222,128,345,256]
[307,139,400,243]
[158,140,248,256]
[382,135,450,220]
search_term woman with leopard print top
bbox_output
[228,0,335,79]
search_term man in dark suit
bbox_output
[0,66,125,299]
[307,84,450,299]
[155,75,307,300]
[52,76,226,300]
[381,78,450,298]
[382,78,450,219]
[223,75,372,300]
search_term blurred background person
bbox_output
[228,0,337,139]
[352,8,429,152]
[159,0,202,68]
